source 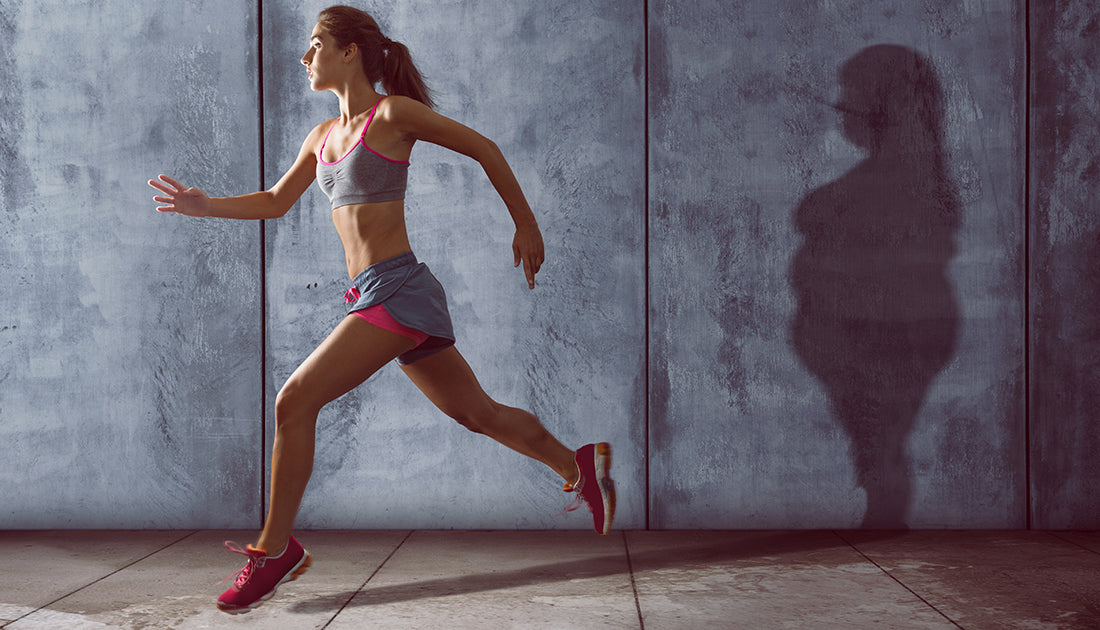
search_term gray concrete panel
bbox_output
[0,530,408,629]
[627,531,955,628]
[0,1,261,528]
[843,531,1100,628]
[0,530,190,613]
[1029,2,1100,529]
[328,531,635,629]
[5,530,1099,627]
[262,2,644,529]
[648,1,1025,528]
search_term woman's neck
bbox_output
[334,82,382,122]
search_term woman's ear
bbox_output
[343,42,358,64]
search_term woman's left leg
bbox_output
[256,315,417,554]
[217,315,416,614]
[400,346,579,485]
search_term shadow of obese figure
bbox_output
[790,45,960,529]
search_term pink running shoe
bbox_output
[561,442,616,534]
[216,536,311,614]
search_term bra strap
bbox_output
[362,96,386,138]
[319,120,337,157]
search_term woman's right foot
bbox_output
[216,536,311,614]
[561,442,616,534]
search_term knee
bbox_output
[275,380,319,431]
[449,402,499,435]
[451,412,485,434]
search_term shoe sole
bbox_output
[595,442,616,535]
[217,550,313,615]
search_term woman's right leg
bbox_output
[400,346,615,534]
[254,314,416,554]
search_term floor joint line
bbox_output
[832,531,965,630]
[1047,531,1100,557]
[321,530,415,629]
[2,530,200,628]
[621,531,646,630]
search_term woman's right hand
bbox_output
[148,174,212,217]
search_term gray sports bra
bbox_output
[316,97,409,209]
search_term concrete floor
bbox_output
[0,530,1097,629]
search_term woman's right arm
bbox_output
[148,121,327,220]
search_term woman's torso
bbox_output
[315,97,415,278]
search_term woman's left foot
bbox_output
[216,537,311,614]
[561,442,616,534]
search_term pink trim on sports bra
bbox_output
[318,97,411,166]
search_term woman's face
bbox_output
[301,25,345,91]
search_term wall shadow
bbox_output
[789,45,961,529]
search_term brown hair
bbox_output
[317,5,434,108]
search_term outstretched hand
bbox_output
[512,223,545,289]
[148,174,211,217]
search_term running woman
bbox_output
[148,4,615,615]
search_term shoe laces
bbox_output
[557,475,591,516]
[221,541,266,587]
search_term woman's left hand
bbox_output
[513,223,545,289]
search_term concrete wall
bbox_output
[1030,2,1100,530]
[0,1,261,528]
[0,0,1095,531]
[648,0,1026,529]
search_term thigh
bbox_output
[399,346,495,419]
[281,315,418,412]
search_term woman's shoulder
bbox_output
[300,117,339,153]
[308,117,339,136]
[376,94,432,120]
[379,94,419,108]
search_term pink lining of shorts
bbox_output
[351,304,430,346]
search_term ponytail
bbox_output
[317,5,435,109]
[381,38,434,109]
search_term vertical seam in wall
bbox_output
[643,0,651,532]
[1023,0,1032,531]
[258,0,267,531]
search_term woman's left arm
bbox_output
[388,96,544,289]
